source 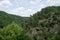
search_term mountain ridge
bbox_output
[0,11,28,28]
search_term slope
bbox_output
[0,11,28,28]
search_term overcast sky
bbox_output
[0,0,60,17]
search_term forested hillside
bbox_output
[0,6,60,40]
[28,6,60,27]
[26,6,60,40]
[0,11,28,28]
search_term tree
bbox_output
[0,22,34,40]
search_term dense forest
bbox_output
[0,6,60,40]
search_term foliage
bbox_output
[0,6,60,40]
[0,22,33,40]
[29,6,60,27]
[0,11,28,28]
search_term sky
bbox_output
[0,0,60,17]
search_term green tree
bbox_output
[0,22,33,40]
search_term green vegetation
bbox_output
[0,22,33,40]
[0,6,60,40]
[0,11,28,28]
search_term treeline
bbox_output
[0,11,28,28]
[0,6,60,40]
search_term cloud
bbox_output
[30,0,42,5]
[8,0,60,17]
[0,0,60,17]
[30,1,36,5]
[30,0,60,11]
[30,0,60,6]
[9,7,34,17]
[11,7,25,12]
[38,4,47,11]
[45,0,60,6]
[0,0,12,7]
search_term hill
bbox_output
[26,6,60,40]
[28,6,60,28]
[0,6,60,40]
[0,11,28,28]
